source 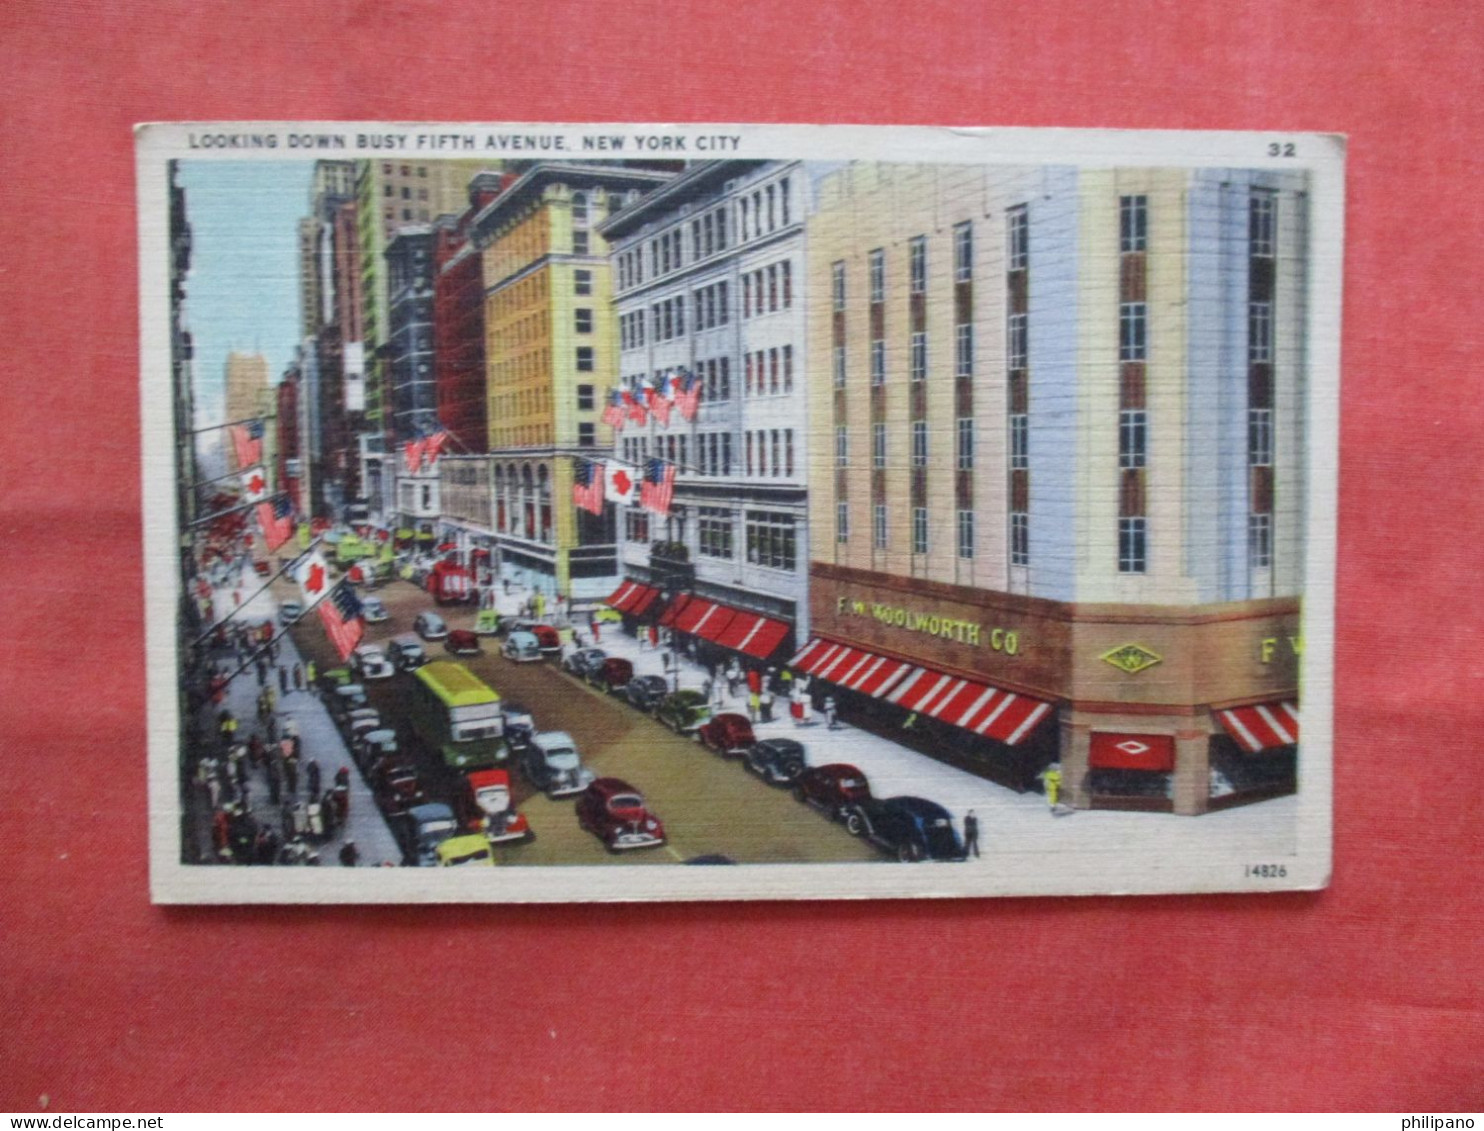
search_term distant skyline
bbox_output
[178,161,312,426]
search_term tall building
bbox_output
[600,160,810,666]
[471,162,673,599]
[802,163,1308,815]
[355,159,493,438]
[384,226,436,443]
[223,352,269,431]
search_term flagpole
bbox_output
[189,415,266,436]
[190,465,265,493]
[184,490,289,530]
[187,534,324,648]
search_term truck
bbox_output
[454,768,533,844]
[406,661,508,771]
[428,558,474,605]
[334,532,373,567]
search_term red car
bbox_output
[792,763,873,823]
[575,778,666,853]
[371,761,427,818]
[454,769,532,845]
[444,629,481,656]
[697,712,756,757]
[531,624,562,655]
[593,656,634,694]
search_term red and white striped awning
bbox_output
[714,610,792,659]
[885,666,1054,747]
[1217,700,1300,753]
[789,639,912,699]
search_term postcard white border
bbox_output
[139,123,1342,903]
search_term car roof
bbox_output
[814,763,864,778]
[882,796,951,818]
[590,777,640,796]
[507,630,538,643]
[713,712,751,724]
[533,730,575,747]
[757,738,804,754]
[408,802,454,821]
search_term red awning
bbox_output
[714,611,791,659]
[629,586,661,617]
[692,603,738,642]
[1089,732,1176,772]
[789,638,838,674]
[605,581,640,611]
[786,639,920,701]
[1217,700,1299,753]
[886,666,1054,746]
[674,597,718,634]
[658,594,692,628]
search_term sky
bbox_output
[177,161,314,427]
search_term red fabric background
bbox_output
[3,0,1482,1112]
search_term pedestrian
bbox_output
[277,665,289,694]
[824,695,839,730]
[292,663,304,692]
[306,659,317,690]
[255,658,267,687]
[648,624,659,651]
[339,840,360,868]
[264,684,277,716]
[212,808,231,859]
[248,733,264,768]
[725,659,741,697]
[790,687,805,727]
[590,613,601,644]
[282,745,299,796]
[760,687,774,723]
[267,756,282,806]
[963,810,980,858]
[328,782,349,824]
[305,759,322,801]
[320,790,339,837]
[1039,762,1064,813]
[335,766,350,789]
[701,677,713,704]
[232,746,250,791]
[747,690,760,723]
[218,709,238,747]
[747,668,762,696]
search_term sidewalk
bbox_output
[510,579,1299,864]
[191,561,403,867]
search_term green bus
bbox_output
[407,661,508,770]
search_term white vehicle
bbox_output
[387,635,429,672]
[414,611,449,641]
[522,731,597,799]
[351,644,395,681]
[361,596,389,623]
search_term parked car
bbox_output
[353,727,399,770]
[278,600,304,625]
[657,689,712,734]
[253,560,272,577]
[846,797,964,862]
[454,769,532,845]
[473,608,503,636]
[386,635,429,672]
[792,763,873,822]
[502,702,536,751]
[436,834,496,867]
[501,630,541,663]
[592,657,634,694]
[575,778,666,853]
[562,646,607,679]
[444,629,481,656]
[342,712,384,747]
[625,675,671,714]
[401,802,460,866]
[350,644,394,681]
[521,730,597,799]
[372,761,427,817]
[531,623,562,655]
[327,683,369,725]
[361,596,389,624]
[697,712,757,756]
[414,611,449,640]
[744,737,808,785]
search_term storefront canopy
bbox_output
[629,585,662,617]
[674,598,737,642]
[658,594,692,628]
[790,639,914,698]
[1089,732,1176,772]
[712,609,791,659]
[1217,700,1299,753]
[606,580,664,617]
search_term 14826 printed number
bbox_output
[1244,863,1288,879]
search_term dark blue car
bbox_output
[846,796,964,862]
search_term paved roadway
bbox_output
[281,573,882,868]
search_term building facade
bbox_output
[803,163,1307,815]
[471,163,673,599]
[223,351,268,432]
[600,160,810,665]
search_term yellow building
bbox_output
[470,164,673,599]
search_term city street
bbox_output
[278,571,883,867]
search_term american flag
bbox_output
[650,377,674,427]
[676,369,702,422]
[640,458,676,517]
[404,438,426,474]
[318,583,365,662]
[424,431,448,464]
[229,419,264,469]
[624,387,648,424]
[572,458,606,516]
[255,494,295,552]
[602,389,626,430]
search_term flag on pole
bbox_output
[640,458,676,517]
[676,369,703,422]
[602,389,626,430]
[424,431,447,464]
[255,494,295,552]
[605,461,639,506]
[229,419,264,469]
[623,387,647,424]
[292,551,334,610]
[239,465,269,504]
[317,583,366,661]
[572,458,605,516]
[404,438,426,474]
[650,376,674,427]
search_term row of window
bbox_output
[834,503,1025,562]
[831,211,1022,310]
[745,345,795,396]
[742,260,794,318]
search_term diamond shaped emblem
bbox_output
[1101,643,1163,674]
[1115,739,1151,756]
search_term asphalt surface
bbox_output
[281,573,882,868]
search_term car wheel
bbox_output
[782,760,804,781]
[845,810,868,837]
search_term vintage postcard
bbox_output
[138,123,1342,903]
